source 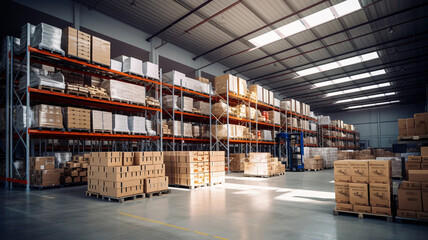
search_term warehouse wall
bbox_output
[328,102,426,148]
[9,0,247,79]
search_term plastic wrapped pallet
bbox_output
[19,23,36,52]
[128,116,146,134]
[113,114,129,133]
[295,100,301,114]
[274,98,280,108]
[115,56,143,75]
[19,68,65,91]
[201,125,210,138]
[15,106,33,130]
[168,120,192,137]
[263,88,269,104]
[194,101,210,115]
[32,104,63,129]
[214,74,238,94]
[269,91,274,106]
[103,111,113,132]
[212,101,228,118]
[238,78,247,96]
[163,70,186,86]
[163,95,179,109]
[92,110,103,131]
[110,59,122,72]
[268,111,280,125]
[142,61,159,80]
[146,119,156,136]
[280,100,290,111]
[249,85,263,102]
[192,125,200,137]
[31,23,64,55]
[376,157,401,178]
[54,152,72,168]
[318,115,331,125]
[101,79,146,105]
[246,106,257,120]
[261,130,273,141]
[211,124,234,139]
[178,96,193,112]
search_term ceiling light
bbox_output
[296,67,319,77]
[350,73,371,80]
[345,100,400,110]
[338,56,361,67]
[326,82,391,97]
[296,52,379,77]
[248,0,362,48]
[276,20,307,38]
[367,94,384,98]
[312,69,386,89]
[370,69,386,76]
[335,92,396,104]
[332,77,351,84]
[360,52,379,61]
[302,8,335,28]
[249,30,281,48]
[318,62,340,71]
[333,0,362,17]
[313,81,334,88]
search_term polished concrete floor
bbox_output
[1,169,427,240]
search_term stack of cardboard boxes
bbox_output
[334,160,392,216]
[91,36,110,67]
[398,112,428,137]
[397,170,428,219]
[244,153,286,177]
[32,104,63,129]
[88,151,167,198]
[92,110,113,133]
[30,156,61,187]
[62,26,91,61]
[63,107,91,130]
[304,155,323,170]
[406,155,428,173]
[62,155,89,184]
[230,153,246,172]
[164,151,225,188]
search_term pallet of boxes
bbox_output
[304,155,323,171]
[230,153,246,172]
[30,156,62,188]
[334,160,393,221]
[396,147,428,221]
[244,153,286,177]
[61,154,89,185]
[87,151,169,202]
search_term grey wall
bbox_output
[328,102,426,148]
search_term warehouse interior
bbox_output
[1,0,428,239]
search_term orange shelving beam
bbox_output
[28,129,159,140]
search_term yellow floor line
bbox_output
[119,212,228,240]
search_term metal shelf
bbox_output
[28,129,160,140]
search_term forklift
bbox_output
[276,132,304,171]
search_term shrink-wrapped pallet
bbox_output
[31,23,64,55]
[128,116,146,134]
[194,101,210,115]
[142,61,159,80]
[19,68,65,91]
[214,74,238,94]
[101,79,146,105]
[113,114,130,133]
[163,70,186,86]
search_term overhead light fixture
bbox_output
[325,82,391,97]
[345,100,400,110]
[312,69,386,88]
[335,92,396,103]
[297,51,380,77]
[248,0,362,48]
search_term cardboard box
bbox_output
[422,162,428,170]
[353,205,371,213]
[335,182,349,203]
[406,118,415,136]
[406,162,421,171]
[91,36,110,67]
[350,160,369,177]
[422,147,428,157]
[397,209,416,218]
[417,211,428,220]
[369,160,391,183]
[408,156,422,162]
[336,203,353,211]
[401,181,421,190]
[349,183,369,206]
[422,191,428,212]
[214,74,238,94]
[351,176,369,183]
[408,170,428,182]
[249,84,263,102]
[398,189,422,211]
[370,183,391,207]
[334,160,351,182]
[398,119,407,136]
[371,206,391,216]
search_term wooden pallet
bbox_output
[90,94,110,101]
[230,170,244,173]
[91,61,110,69]
[305,168,322,171]
[169,184,207,190]
[333,208,393,222]
[92,129,113,134]
[395,216,428,224]
[36,127,65,132]
[111,98,145,106]
[208,182,224,186]
[37,85,64,93]
[67,128,91,132]
[67,54,90,63]
[123,71,144,77]
[244,174,275,178]
[145,189,171,198]
[37,46,65,56]
[85,191,145,203]
[66,89,89,97]
[113,131,131,135]
[398,135,428,141]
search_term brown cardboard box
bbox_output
[408,156,422,162]
[422,191,428,212]
[406,162,421,171]
[30,157,55,170]
[91,36,111,67]
[369,160,391,184]
[417,211,428,220]
[370,183,391,207]
[350,160,369,177]
[401,181,421,190]
[351,176,369,183]
[354,205,371,213]
[398,119,407,136]
[408,170,428,182]
[421,182,428,190]
[421,162,428,170]
[336,203,353,211]
[349,183,369,206]
[398,189,422,211]
[335,182,349,203]
[407,118,415,136]
[371,206,391,216]
[334,160,351,182]
[397,209,416,218]
[422,147,428,157]
[62,27,78,56]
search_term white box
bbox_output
[268,111,280,125]
[178,96,193,112]
[92,110,103,130]
[269,91,274,105]
[113,114,129,133]
[295,100,300,114]
[110,59,122,72]
[163,70,186,86]
[249,85,263,102]
[194,101,210,115]
[128,116,146,134]
[238,78,247,96]
[102,111,112,131]
[274,98,280,108]
[101,79,146,105]
[142,61,159,80]
[263,88,269,104]
[121,57,143,76]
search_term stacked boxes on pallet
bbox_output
[230,153,246,172]
[30,156,61,187]
[334,160,392,216]
[398,112,428,137]
[32,104,64,129]
[244,153,285,177]
[63,107,91,130]
[397,147,428,220]
[210,151,225,185]
[91,36,110,67]
[304,155,323,170]
[92,110,113,133]
[88,151,167,198]
[101,79,146,105]
[62,154,89,184]
[62,27,90,61]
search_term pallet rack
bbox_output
[320,124,359,150]
[2,25,163,191]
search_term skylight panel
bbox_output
[248,30,281,48]
[333,0,362,17]
[302,8,335,28]
[276,20,307,38]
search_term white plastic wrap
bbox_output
[163,95,179,109]
[101,79,146,105]
[318,115,331,125]
[121,57,143,76]
[142,61,159,79]
[146,119,157,136]
[15,106,33,130]
[54,152,72,168]
[194,101,210,115]
[110,59,122,72]
[31,23,64,55]
[168,120,192,137]
[178,96,193,112]
[19,68,65,91]
[163,70,186,86]
[19,23,35,52]
[113,114,130,133]
[128,116,146,134]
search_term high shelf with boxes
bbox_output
[319,117,359,150]
[211,74,280,173]
[2,23,162,191]
[398,112,428,142]
[161,70,212,151]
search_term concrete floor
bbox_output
[1,169,427,240]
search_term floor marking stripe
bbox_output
[119,212,228,239]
